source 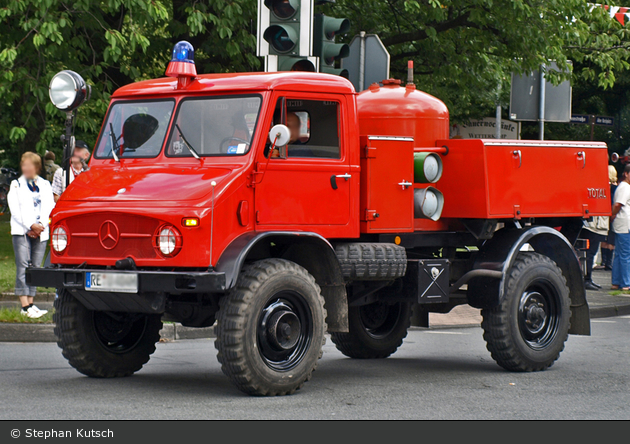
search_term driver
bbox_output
[269,112,312,158]
[286,112,302,145]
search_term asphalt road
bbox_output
[1,319,629,420]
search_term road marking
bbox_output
[424,331,470,335]
[618,315,630,319]
[591,320,616,323]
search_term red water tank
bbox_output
[356,80,449,147]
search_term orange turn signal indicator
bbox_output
[182,217,200,227]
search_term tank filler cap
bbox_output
[368,83,380,92]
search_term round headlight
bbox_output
[52,226,68,253]
[155,225,182,257]
[49,70,90,111]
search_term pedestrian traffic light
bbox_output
[313,13,350,77]
[258,0,313,57]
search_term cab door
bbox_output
[254,93,352,234]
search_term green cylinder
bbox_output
[414,152,443,183]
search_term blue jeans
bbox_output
[12,235,47,297]
[612,232,630,288]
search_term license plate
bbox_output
[85,272,138,293]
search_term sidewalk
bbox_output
[1,269,629,341]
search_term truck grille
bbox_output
[65,213,160,259]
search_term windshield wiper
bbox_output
[175,123,201,160]
[109,123,121,162]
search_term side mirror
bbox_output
[611,152,620,163]
[269,124,291,147]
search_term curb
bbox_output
[0,323,57,343]
[590,303,630,319]
[0,321,216,343]
[160,323,215,341]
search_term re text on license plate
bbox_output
[85,272,138,293]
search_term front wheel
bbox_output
[214,259,326,396]
[481,252,571,372]
[331,301,412,359]
[53,290,162,377]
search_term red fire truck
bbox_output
[29,42,610,396]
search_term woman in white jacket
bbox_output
[8,152,55,318]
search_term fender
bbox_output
[468,225,589,335]
[215,231,348,332]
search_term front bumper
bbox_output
[26,267,227,314]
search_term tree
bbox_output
[323,0,630,122]
[0,0,259,167]
[2,0,630,167]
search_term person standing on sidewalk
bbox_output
[600,165,618,270]
[7,152,55,318]
[611,164,630,290]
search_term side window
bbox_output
[272,98,340,159]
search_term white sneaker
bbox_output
[23,306,44,319]
[31,305,48,316]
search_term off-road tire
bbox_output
[335,243,407,281]
[331,301,412,359]
[53,290,162,377]
[214,259,327,396]
[481,252,571,372]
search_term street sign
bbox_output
[342,33,390,91]
[509,62,572,123]
[595,116,614,126]
[569,115,615,126]
[570,114,589,124]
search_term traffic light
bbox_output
[313,13,350,77]
[278,57,316,71]
[257,0,316,72]
[263,0,301,56]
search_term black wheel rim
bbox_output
[517,279,561,350]
[359,302,402,339]
[92,312,148,354]
[257,291,313,372]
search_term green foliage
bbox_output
[323,0,630,122]
[2,0,630,163]
[0,0,259,168]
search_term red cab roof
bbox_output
[112,71,356,98]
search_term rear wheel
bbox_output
[331,301,412,359]
[53,290,162,377]
[214,259,326,396]
[481,252,571,372]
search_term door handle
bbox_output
[398,180,413,190]
[513,150,522,168]
[330,173,351,190]
[577,151,586,169]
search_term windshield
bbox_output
[95,100,174,159]
[166,95,262,157]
